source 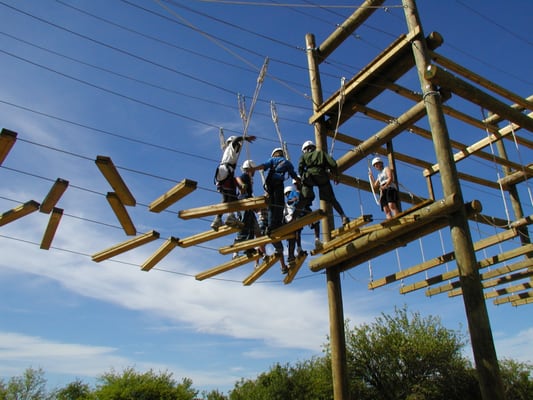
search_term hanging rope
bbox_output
[395,249,404,287]
[367,157,380,206]
[480,107,512,226]
[218,127,226,151]
[509,123,533,207]
[418,238,428,279]
[329,77,346,156]
[270,100,290,161]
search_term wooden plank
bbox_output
[95,155,136,206]
[106,192,136,236]
[243,254,280,286]
[369,227,519,289]
[401,243,533,294]
[511,296,533,306]
[331,214,373,238]
[40,178,69,214]
[485,281,533,299]
[0,128,17,166]
[40,207,63,250]
[141,236,180,272]
[195,252,261,281]
[498,164,533,189]
[284,252,308,285]
[178,196,268,220]
[92,230,160,262]
[177,225,241,248]
[149,179,197,213]
[493,290,533,305]
[0,200,40,227]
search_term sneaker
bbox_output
[287,258,296,269]
[245,248,257,257]
[342,216,350,226]
[232,252,239,260]
[281,266,289,274]
[211,215,223,230]
[314,238,323,250]
[225,213,239,226]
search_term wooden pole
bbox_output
[306,32,349,400]
[402,1,505,399]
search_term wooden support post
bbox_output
[92,230,160,262]
[402,2,505,399]
[40,207,63,250]
[0,128,17,166]
[195,253,261,281]
[178,196,267,220]
[0,200,40,227]
[95,156,136,206]
[141,237,179,271]
[242,254,279,286]
[149,179,197,213]
[106,192,136,236]
[177,225,241,248]
[40,178,69,214]
[424,65,533,133]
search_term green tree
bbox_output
[0,367,53,400]
[92,367,197,400]
[499,358,533,400]
[340,306,480,400]
[54,378,94,400]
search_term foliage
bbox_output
[499,358,533,400]
[54,379,94,400]
[0,367,53,400]
[339,305,481,400]
[228,357,332,400]
[92,367,198,400]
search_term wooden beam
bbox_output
[0,128,17,166]
[369,226,519,289]
[429,51,533,111]
[177,225,241,248]
[178,196,268,220]
[92,230,160,262]
[424,65,533,133]
[149,179,197,213]
[0,200,40,227]
[498,164,533,189]
[141,237,179,271]
[331,214,373,239]
[511,296,533,306]
[485,281,532,300]
[106,192,136,236]
[243,254,280,286]
[95,155,136,206]
[283,252,307,285]
[401,243,533,294]
[309,194,462,272]
[40,178,69,214]
[40,207,63,250]
[495,290,533,305]
[195,252,261,281]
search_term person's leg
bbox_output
[319,183,349,225]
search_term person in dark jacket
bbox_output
[298,140,349,226]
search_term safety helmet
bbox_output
[301,140,315,152]
[271,147,284,157]
[372,156,383,166]
[226,135,238,143]
[284,185,295,195]
[241,159,256,171]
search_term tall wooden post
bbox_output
[306,33,349,400]
[402,1,505,399]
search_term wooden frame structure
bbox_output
[300,1,532,399]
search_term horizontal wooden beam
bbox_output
[178,196,268,220]
[40,207,63,250]
[494,289,533,305]
[195,252,261,281]
[95,156,136,206]
[40,178,69,214]
[177,225,240,248]
[331,214,373,239]
[511,296,533,306]
[243,254,280,286]
[485,281,532,300]
[498,164,533,189]
[424,65,533,133]
[106,192,136,236]
[0,200,40,227]
[141,237,180,272]
[0,128,17,166]
[149,179,197,213]
[92,230,160,262]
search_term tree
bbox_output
[499,358,533,400]
[92,367,198,400]
[54,378,94,400]
[0,367,53,400]
[339,306,480,400]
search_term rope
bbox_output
[329,76,345,156]
[367,157,380,205]
[395,249,403,287]
[270,100,290,161]
[418,238,428,279]
[509,123,533,207]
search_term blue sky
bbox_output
[0,0,531,394]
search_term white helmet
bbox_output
[271,147,284,157]
[226,135,238,143]
[372,156,383,166]
[284,185,294,195]
[301,140,315,152]
[241,159,256,171]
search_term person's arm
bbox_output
[380,167,394,189]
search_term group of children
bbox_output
[212,135,399,274]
